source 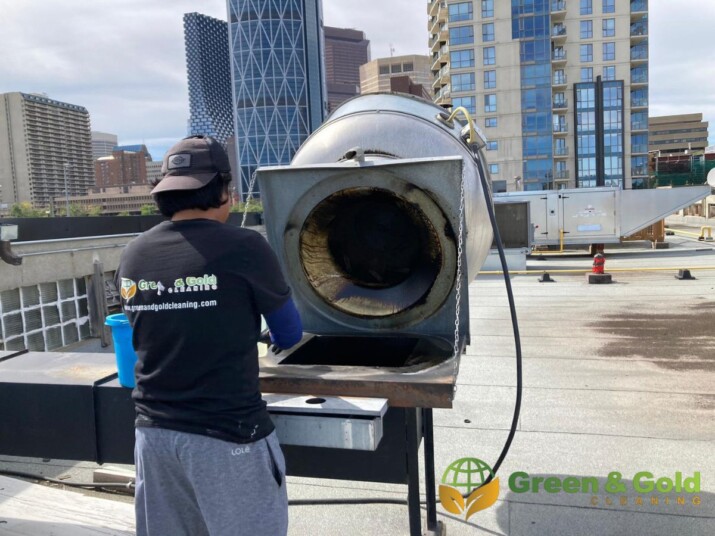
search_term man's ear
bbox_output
[220,185,231,206]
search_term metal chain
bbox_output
[241,170,259,228]
[452,164,466,360]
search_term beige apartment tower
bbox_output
[360,55,433,95]
[428,0,649,191]
[0,92,94,207]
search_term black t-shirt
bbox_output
[116,219,291,444]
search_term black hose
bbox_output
[0,468,418,506]
[472,151,523,483]
[0,469,135,491]
[289,498,413,506]
[0,148,521,506]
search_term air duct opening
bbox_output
[299,187,444,318]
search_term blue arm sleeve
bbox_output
[264,298,303,349]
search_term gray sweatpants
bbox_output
[135,427,288,536]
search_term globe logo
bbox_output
[442,457,493,494]
[439,458,500,520]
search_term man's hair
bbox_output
[151,172,232,218]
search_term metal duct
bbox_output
[258,93,494,343]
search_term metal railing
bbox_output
[554,146,569,156]
[553,122,568,133]
[631,47,648,60]
[551,1,566,11]
[631,0,647,13]
[435,84,451,100]
[552,25,566,37]
[631,70,648,84]
[630,22,648,36]
[552,74,567,85]
[431,46,449,69]
[552,49,567,61]
[553,98,568,108]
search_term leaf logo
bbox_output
[465,478,500,519]
[439,484,465,514]
[439,458,500,519]
[120,278,137,301]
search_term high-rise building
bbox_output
[184,12,234,144]
[95,149,148,189]
[428,0,649,191]
[360,55,433,95]
[227,0,327,198]
[0,92,94,207]
[324,26,370,112]
[92,131,119,160]
[146,161,164,185]
[649,113,709,156]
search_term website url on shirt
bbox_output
[123,300,217,312]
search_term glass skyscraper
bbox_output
[429,0,649,191]
[184,13,234,144]
[512,1,555,190]
[575,79,625,188]
[227,0,327,198]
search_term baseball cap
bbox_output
[151,135,231,194]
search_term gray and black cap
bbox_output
[152,135,231,194]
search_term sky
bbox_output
[0,0,712,161]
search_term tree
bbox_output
[9,202,47,218]
[229,199,263,213]
[140,204,158,215]
[69,204,89,217]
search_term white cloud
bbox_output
[0,0,712,162]
[0,1,429,160]
[649,0,715,140]
[322,0,427,59]
[0,0,227,159]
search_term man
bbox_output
[117,135,302,536]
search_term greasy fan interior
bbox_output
[299,187,444,318]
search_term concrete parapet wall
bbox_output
[666,215,713,226]
[0,235,134,292]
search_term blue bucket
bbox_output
[105,313,138,388]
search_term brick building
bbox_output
[95,150,148,189]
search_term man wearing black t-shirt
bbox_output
[117,135,302,536]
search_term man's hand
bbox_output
[259,329,285,355]
[264,298,303,352]
[258,329,272,345]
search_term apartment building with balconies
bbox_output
[427,0,649,190]
[0,92,94,207]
